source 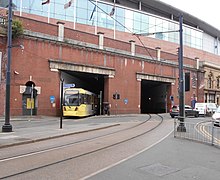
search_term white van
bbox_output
[195,103,217,116]
[195,103,207,116]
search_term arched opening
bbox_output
[22,81,38,115]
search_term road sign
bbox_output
[50,95,55,103]
[63,83,75,88]
[124,98,128,104]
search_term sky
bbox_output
[160,0,220,30]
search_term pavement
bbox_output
[0,114,220,180]
[88,133,220,180]
[0,115,121,148]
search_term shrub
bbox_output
[1,18,24,39]
[11,19,23,39]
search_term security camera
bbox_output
[14,71,19,75]
[20,45,24,54]
[20,45,24,50]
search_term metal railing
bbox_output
[174,117,220,148]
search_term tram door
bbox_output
[22,84,38,115]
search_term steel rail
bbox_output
[0,114,164,179]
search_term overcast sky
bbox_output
[160,0,220,30]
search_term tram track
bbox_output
[0,114,152,161]
[0,114,165,179]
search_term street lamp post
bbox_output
[2,0,13,132]
[177,14,186,132]
[60,79,64,129]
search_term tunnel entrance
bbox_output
[61,70,104,95]
[61,70,106,115]
[141,80,170,114]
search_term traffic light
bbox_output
[185,72,190,91]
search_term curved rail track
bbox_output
[0,114,164,179]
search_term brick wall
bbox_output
[0,14,207,116]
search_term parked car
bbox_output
[212,106,220,126]
[169,105,179,118]
[206,103,217,116]
[195,102,217,116]
[170,105,199,118]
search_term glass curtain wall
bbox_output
[12,0,204,51]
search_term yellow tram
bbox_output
[63,88,98,117]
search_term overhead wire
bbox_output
[88,0,156,60]
[3,1,179,62]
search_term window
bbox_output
[64,94,79,106]
[124,9,133,32]
[12,0,205,51]
[155,18,163,32]
[155,32,163,40]
[148,16,156,35]
[208,71,213,89]
[133,12,149,34]
[97,3,115,29]
[115,7,125,31]
[209,94,215,103]
[168,22,179,43]
[76,0,90,25]
[184,27,191,46]
[192,73,197,88]
[217,76,220,89]
[161,20,169,41]
[203,33,215,54]
[141,14,149,33]
[0,15,6,25]
[133,12,141,33]
[208,77,212,89]
[205,93,207,103]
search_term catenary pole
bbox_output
[177,14,186,132]
[2,0,13,132]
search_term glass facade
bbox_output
[12,0,216,53]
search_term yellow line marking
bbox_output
[196,122,220,144]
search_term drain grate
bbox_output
[139,163,180,177]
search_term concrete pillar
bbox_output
[57,21,65,41]
[129,40,135,56]
[98,32,104,49]
[195,57,199,70]
[139,1,142,10]
[171,14,174,20]
[155,47,161,61]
